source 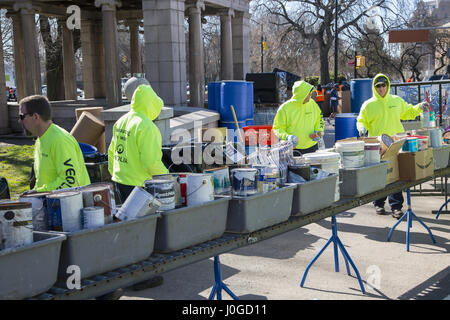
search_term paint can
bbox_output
[430,128,442,148]
[82,206,105,229]
[335,141,365,168]
[19,192,51,231]
[402,137,419,152]
[152,174,182,206]
[364,143,381,165]
[0,202,33,249]
[80,183,115,224]
[186,173,215,206]
[115,187,161,221]
[252,165,278,193]
[178,173,193,206]
[144,179,176,211]
[230,168,258,197]
[204,167,231,195]
[46,191,83,232]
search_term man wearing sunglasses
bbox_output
[356,74,430,219]
[18,95,90,193]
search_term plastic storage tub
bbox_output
[291,174,338,216]
[226,184,296,233]
[339,161,389,197]
[0,231,66,300]
[154,196,230,253]
[433,145,450,170]
[52,213,160,282]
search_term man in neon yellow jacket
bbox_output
[272,80,324,154]
[18,95,90,193]
[108,84,169,203]
[357,74,429,219]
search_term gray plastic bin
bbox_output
[226,184,296,233]
[433,145,450,170]
[291,174,338,216]
[52,213,160,282]
[154,196,230,253]
[339,161,389,197]
[0,231,66,300]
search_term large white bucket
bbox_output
[115,187,161,221]
[364,143,381,165]
[186,173,214,206]
[82,206,105,229]
[0,202,33,249]
[47,191,83,232]
[19,192,51,231]
[335,141,365,168]
[302,152,341,201]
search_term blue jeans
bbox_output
[373,192,404,211]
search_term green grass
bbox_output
[0,144,34,200]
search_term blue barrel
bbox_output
[350,78,373,114]
[78,142,97,156]
[220,81,251,124]
[335,113,359,142]
[246,82,254,124]
[207,82,223,111]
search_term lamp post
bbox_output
[260,24,264,72]
[334,0,338,83]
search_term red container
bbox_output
[242,125,276,146]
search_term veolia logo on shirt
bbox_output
[57,158,77,189]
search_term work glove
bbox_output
[419,102,431,112]
[287,135,299,147]
[358,127,368,137]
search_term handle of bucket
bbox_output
[185,179,209,198]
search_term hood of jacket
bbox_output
[372,73,391,100]
[130,84,164,120]
[291,81,314,104]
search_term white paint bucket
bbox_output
[152,174,182,207]
[302,152,341,201]
[230,168,258,197]
[364,143,381,165]
[19,192,51,231]
[0,202,33,249]
[335,141,365,168]
[115,187,161,221]
[46,191,83,232]
[82,206,105,229]
[430,128,442,148]
[186,173,214,206]
[144,179,176,211]
[80,183,115,224]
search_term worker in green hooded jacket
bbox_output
[272,80,324,154]
[108,84,169,203]
[357,74,429,220]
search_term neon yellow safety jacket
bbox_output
[272,80,324,149]
[34,123,91,192]
[357,73,423,137]
[108,84,168,187]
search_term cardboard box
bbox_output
[338,90,351,114]
[398,148,434,181]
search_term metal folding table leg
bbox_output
[208,256,239,300]
[300,215,365,294]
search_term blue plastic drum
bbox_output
[335,113,359,142]
[350,78,373,114]
[246,82,255,125]
[207,82,223,111]
[220,81,251,124]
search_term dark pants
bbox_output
[115,182,135,204]
[317,101,324,112]
[373,191,404,211]
[293,143,318,156]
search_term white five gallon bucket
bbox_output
[82,206,105,229]
[335,141,365,168]
[0,202,33,249]
[187,173,214,206]
[364,143,381,165]
[116,187,161,221]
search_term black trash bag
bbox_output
[0,176,11,200]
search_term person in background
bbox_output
[314,84,325,112]
[272,80,324,155]
[329,83,341,120]
[357,74,430,219]
[18,95,90,193]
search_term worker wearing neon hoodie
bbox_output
[18,95,90,193]
[356,74,429,220]
[108,84,169,202]
[272,80,324,154]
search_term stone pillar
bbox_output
[126,19,142,74]
[7,12,26,101]
[187,1,205,108]
[95,0,122,108]
[80,17,106,99]
[143,0,187,106]
[59,20,77,100]
[0,21,9,134]
[232,11,250,81]
[219,9,234,81]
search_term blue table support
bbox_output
[300,215,365,294]
[208,256,239,300]
[387,188,436,252]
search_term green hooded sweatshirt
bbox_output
[34,123,91,192]
[272,80,324,149]
[108,84,168,187]
[357,73,423,137]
